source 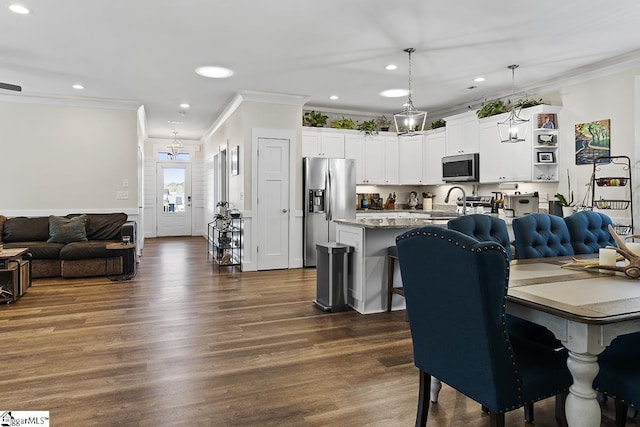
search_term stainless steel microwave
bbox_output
[442,153,479,182]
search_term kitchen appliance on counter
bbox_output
[304,157,356,267]
[357,193,382,209]
[504,193,539,217]
[455,195,493,214]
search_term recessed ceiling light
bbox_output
[168,120,184,124]
[9,4,30,14]
[379,89,409,98]
[195,66,234,79]
[72,84,85,90]
[473,77,486,82]
[329,95,339,100]
[179,103,190,109]
[385,64,398,71]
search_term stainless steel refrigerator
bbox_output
[303,157,356,267]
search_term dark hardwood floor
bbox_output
[0,237,620,426]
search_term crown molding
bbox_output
[0,91,141,110]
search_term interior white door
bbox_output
[157,163,192,236]
[257,138,290,270]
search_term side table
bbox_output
[105,243,137,281]
[0,248,31,304]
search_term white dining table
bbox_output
[506,257,640,427]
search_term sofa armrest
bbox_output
[121,221,137,244]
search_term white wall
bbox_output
[0,98,139,217]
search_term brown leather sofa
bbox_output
[0,213,136,278]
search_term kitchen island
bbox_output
[334,217,451,314]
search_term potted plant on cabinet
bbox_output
[303,111,328,127]
[376,115,392,132]
[358,119,378,136]
[431,119,446,129]
[330,116,356,129]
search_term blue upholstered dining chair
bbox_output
[512,213,574,259]
[396,226,571,427]
[447,214,513,260]
[564,210,617,254]
[594,333,640,427]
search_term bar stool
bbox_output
[386,245,404,311]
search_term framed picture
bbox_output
[575,119,610,165]
[537,134,556,145]
[537,152,555,163]
[538,114,557,129]
[230,145,239,175]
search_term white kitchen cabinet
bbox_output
[444,111,479,155]
[383,136,399,185]
[478,112,532,183]
[423,129,446,184]
[302,129,345,158]
[345,133,396,184]
[398,135,423,184]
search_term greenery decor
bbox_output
[376,115,392,131]
[303,111,328,127]
[555,169,575,207]
[431,119,446,129]
[476,100,508,118]
[358,120,378,136]
[514,97,544,109]
[330,116,356,129]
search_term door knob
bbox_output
[282,208,288,213]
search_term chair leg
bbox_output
[524,403,534,423]
[416,369,430,427]
[555,392,568,427]
[489,412,506,427]
[614,398,628,427]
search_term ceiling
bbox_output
[2,0,640,141]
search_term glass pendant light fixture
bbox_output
[393,48,427,136]
[497,64,529,143]
[168,131,184,159]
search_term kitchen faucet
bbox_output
[444,186,467,215]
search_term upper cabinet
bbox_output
[345,133,395,184]
[302,129,345,158]
[478,112,532,183]
[423,129,446,185]
[398,135,423,184]
[444,111,479,156]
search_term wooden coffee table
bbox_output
[0,248,31,303]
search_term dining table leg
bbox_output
[564,350,601,427]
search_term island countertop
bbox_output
[333,217,450,229]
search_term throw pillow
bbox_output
[48,215,88,244]
[0,215,5,244]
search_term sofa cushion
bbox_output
[59,240,118,260]
[4,241,64,260]
[67,213,127,240]
[0,215,5,243]
[48,215,88,244]
[3,216,50,242]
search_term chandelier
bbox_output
[393,48,427,136]
[497,64,529,143]
[168,131,184,158]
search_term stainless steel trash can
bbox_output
[314,242,353,312]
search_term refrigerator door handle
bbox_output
[326,169,332,221]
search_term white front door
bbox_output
[257,138,290,270]
[157,163,192,236]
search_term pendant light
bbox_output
[168,131,184,158]
[393,48,427,136]
[497,64,529,143]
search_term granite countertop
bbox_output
[333,217,450,229]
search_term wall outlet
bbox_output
[116,190,129,200]
[122,178,129,188]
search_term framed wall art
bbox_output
[575,119,610,165]
[537,152,555,163]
